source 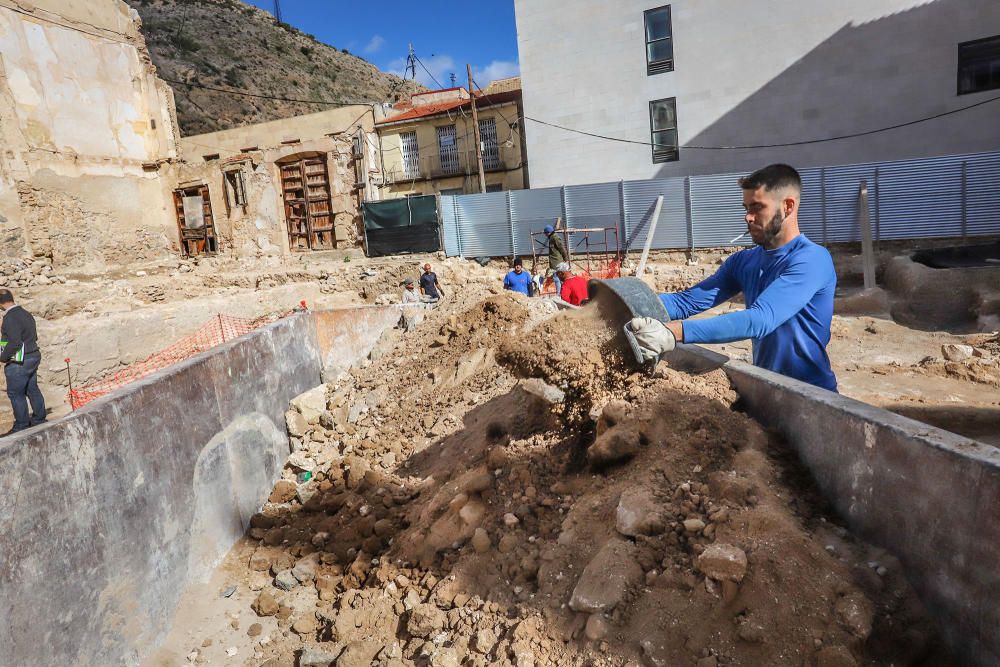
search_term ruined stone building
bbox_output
[176,105,383,257]
[0,0,181,272]
[1,0,385,270]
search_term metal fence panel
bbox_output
[438,149,1000,258]
[822,163,879,243]
[454,192,512,257]
[796,168,824,241]
[622,177,688,250]
[510,187,562,257]
[689,173,752,248]
[963,152,1000,238]
[877,154,964,241]
[439,196,461,256]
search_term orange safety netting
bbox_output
[67,309,299,409]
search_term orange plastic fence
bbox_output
[67,309,298,410]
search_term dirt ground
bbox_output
[143,265,978,666]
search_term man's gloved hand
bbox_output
[628,317,676,363]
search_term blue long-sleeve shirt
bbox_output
[659,234,838,392]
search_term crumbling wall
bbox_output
[0,0,180,271]
[177,107,379,256]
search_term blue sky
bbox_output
[243,0,519,88]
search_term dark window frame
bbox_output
[958,34,1000,95]
[644,5,674,75]
[649,97,679,163]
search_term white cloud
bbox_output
[364,35,385,55]
[385,53,457,88]
[473,60,520,86]
[383,54,520,90]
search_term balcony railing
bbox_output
[384,147,519,184]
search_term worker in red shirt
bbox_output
[556,263,589,306]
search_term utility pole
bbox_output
[467,64,486,193]
[273,0,282,22]
[449,72,457,87]
[406,44,417,81]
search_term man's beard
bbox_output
[760,209,784,249]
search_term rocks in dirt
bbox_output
[285,409,308,437]
[584,614,609,641]
[290,385,327,423]
[834,592,874,639]
[337,641,383,666]
[251,591,279,616]
[291,555,318,583]
[407,603,447,638]
[268,480,296,504]
[273,569,299,591]
[569,538,643,613]
[298,646,343,667]
[615,488,666,536]
[587,426,643,466]
[286,452,316,472]
[695,543,748,583]
[596,400,631,436]
[814,645,858,667]
[639,637,671,667]
[292,615,318,635]
[683,518,706,534]
[521,378,565,404]
[471,527,491,553]
[941,343,974,361]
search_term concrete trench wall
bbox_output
[0,304,406,667]
[0,302,995,665]
[666,344,1000,667]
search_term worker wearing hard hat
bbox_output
[544,224,567,294]
[629,164,838,392]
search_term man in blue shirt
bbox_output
[503,258,533,295]
[629,164,838,392]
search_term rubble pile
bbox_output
[211,292,948,666]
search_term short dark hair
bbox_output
[0,289,12,305]
[739,163,801,194]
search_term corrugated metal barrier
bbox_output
[438,149,1000,257]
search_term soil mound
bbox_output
[204,292,949,666]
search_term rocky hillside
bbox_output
[127,0,422,135]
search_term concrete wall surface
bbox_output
[0,0,181,267]
[0,313,321,667]
[314,304,413,382]
[516,0,1000,187]
[666,344,1000,666]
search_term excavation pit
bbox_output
[2,296,997,667]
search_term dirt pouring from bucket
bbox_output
[182,293,951,667]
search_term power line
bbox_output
[527,93,1000,150]
[413,53,445,90]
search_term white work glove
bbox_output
[628,317,675,363]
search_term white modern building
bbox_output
[514,0,1000,187]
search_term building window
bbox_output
[644,5,673,75]
[958,35,1000,95]
[400,131,420,179]
[649,98,679,163]
[223,167,248,210]
[485,184,503,193]
[437,125,460,175]
[479,117,501,170]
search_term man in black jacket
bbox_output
[1,289,46,435]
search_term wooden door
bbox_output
[280,156,334,251]
[173,185,218,256]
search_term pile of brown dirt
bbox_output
[201,293,949,666]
